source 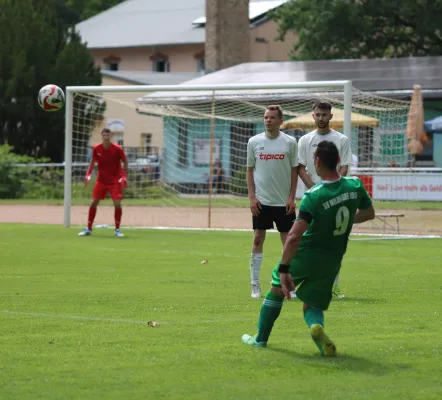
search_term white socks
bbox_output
[250,253,263,285]
[334,271,340,285]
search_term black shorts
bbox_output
[252,205,295,233]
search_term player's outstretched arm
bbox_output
[84,158,96,187]
[298,164,315,189]
[354,205,375,224]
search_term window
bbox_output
[103,55,121,71]
[113,134,124,147]
[150,52,170,72]
[106,62,119,71]
[141,133,152,153]
[177,121,189,167]
[194,50,205,73]
[154,59,170,72]
[197,58,205,72]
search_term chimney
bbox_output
[205,0,250,73]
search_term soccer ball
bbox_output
[38,84,65,112]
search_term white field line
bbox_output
[87,225,442,240]
[1,309,437,327]
[0,309,255,325]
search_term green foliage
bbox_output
[0,0,102,162]
[22,169,65,200]
[54,30,103,162]
[68,172,178,201]
[0,145,52,199]
[64,0,125,21]
[269,0,442,60]
[122,171,177,199]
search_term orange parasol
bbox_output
[406,85,426,155]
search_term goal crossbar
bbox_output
[64,80,354,227]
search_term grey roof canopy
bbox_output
[176,58,442,94]
[135,57,442,109]
[133,57,442,121]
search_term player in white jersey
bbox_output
[297,101,353,298]
[246,105,298,298]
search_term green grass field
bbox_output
[1,225,441,399]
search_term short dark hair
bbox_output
[314,141,339,171]
[312,101,332,111]
[101,128,111,134]
[265,105,283,120]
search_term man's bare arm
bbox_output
[280,219,310,265]
[339,165,349,176]
[298,164,315,189]
[289,167,298,200]
[354,205,375,224]
[246,167,256,200]
[247,166,261,216]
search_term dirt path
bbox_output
[0,205,440,235]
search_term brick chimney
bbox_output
[205,0,250,73]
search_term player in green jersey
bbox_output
[241,141,375,356]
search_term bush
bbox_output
[70,174,178,201]
[0,145,52,199]
[0,149,178,201]
[124,180,176,199]
[22,168,65,199]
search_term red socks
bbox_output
[87,207,97,230]
[114,207,122,229]
[87,206,122,230]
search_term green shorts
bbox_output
[271,249,342,310]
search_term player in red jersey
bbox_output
[79,128,128,237]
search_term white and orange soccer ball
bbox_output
[38,84,65,112]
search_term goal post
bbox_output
[63,80,352,228]
[62,79,440,235]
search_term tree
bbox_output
[0,0,102,161]
[269,0,442,60]
[64,0,125,21]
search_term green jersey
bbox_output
[297,176,372,260]
[270,177,372,310]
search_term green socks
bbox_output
[253,295,326,346]
[256,291,284,343]
[304,306,325,353]
[303,306,325,328]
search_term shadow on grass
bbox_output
[267,346,409,376]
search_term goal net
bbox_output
[64,81,441,235]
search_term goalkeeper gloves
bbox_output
[84,167,93,187]
[119,170,128,188]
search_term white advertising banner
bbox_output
[373,174,442,201]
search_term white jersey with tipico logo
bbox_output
[298,129,352,184]
[247,132,298,206]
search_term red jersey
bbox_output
[92,143,127,184]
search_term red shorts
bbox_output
[92,182,123,200]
